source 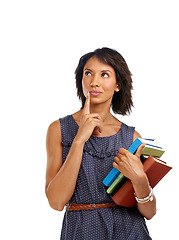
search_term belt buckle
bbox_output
[94,204,96,209]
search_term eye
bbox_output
[102,72,109,78]
[85,71,92,76]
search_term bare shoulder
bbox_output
[133,130,142,142]
[48,120,61,131]
[47,120,61,132]
[46,120,62,146]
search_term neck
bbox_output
[90,103,112,123]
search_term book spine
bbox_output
[107,173,125,194]
[127,138,142,153]
[102,168,120,187]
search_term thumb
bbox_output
[135,143,145,158]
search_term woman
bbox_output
[45,47,156,239]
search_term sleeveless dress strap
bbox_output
[59,115,78,147]
[120,123,135,150]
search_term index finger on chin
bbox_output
[83,91,90,115]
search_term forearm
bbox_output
[46,138,84,211]
[131,174,156,220]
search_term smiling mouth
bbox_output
[89,90,103,96]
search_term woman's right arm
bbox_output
[45,94,103,211]
[45,120,85,211]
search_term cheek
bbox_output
[103,81,117,91]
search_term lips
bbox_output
[89,90,102,97]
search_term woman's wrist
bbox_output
[131,172,148,186]
[73,135,86,146]
[134,186,154,203]
[131,173,151,199]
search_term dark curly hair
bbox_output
[75,47,133,115]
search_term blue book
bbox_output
[103,168,120,187]
[103,138,163,187]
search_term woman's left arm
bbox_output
[113,131,157,220]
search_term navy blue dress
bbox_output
[59,115,152,240]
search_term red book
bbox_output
[112,156,172,207]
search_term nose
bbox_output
[90,75,100,87]
[90,82,99,87]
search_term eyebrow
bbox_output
[101,69,112,74]
[84,68,112,74]
[84,68,93,72]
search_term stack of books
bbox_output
[103,138,172,207]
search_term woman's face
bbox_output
[82,56,119,105]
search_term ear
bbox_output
[115,84,120,92]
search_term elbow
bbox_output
[45,190,65,212]
[48,199,65,212]
[145,208,157,220]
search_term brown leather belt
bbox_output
[66,202,118,211]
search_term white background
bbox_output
[0,0,178,239]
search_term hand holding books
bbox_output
[103,138,172,207]
[103,138,165,187]
[112,142,146,185]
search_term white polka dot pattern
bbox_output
[59,115,152,240]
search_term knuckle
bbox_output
[97,114,102,119]
[113,162,117,168]
[82,114,87,120]
[118,148,123,153]
[126,152,131,158]
[88,118,95,125]
[115,157,121,163]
